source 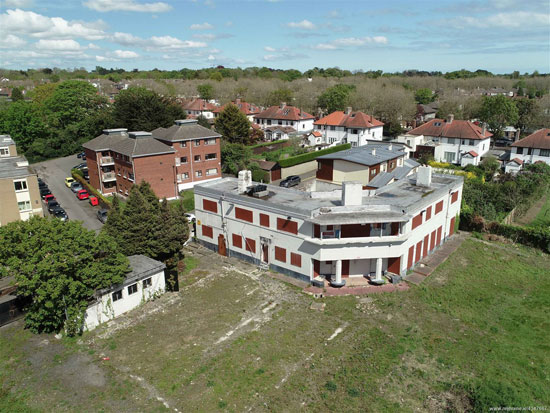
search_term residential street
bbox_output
[31,154,103,232]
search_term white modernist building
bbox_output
[509,129,550,166]
[84,255,166,330]
[194,167,463,287]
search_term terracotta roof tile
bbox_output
[409,118,492,140]
[254,105,313,121]
[213,99,261,116]
[511,128,550,150]
[510,157,524,165]
[181,98,218,112]
[315,111,384,128]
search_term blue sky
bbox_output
[0,0,548,73]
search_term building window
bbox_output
[435,200,444,214]
[204,138,216,145]
[290,252,301,267]
[203,199,218,213]
[275,246,286,263]
[235,207,253,222]
[181,142,187,148]
[205,153,217,160]
[205,168,217,176]
[13,180,27,191]
[194,155,201,162]
[17,200,31,211]
[451,191,459,203]
[277,218,298,234]
[143,278,152,288]
[540,149,550,157]
[370,169,376,176]
[444,152,456,163]
[194,140,200,146]
[412,212,423,230]
[232,234,242,248]
[195,170,202,177]
[469,139,475,146]
[112,290,122,302]
[128,173,134,181]
[516,147,523,155]
[0,147,9,156]
[128,283,138,295]
[183,172,189,179]
[528,148,533,155]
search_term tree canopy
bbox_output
[478,95,519,139]
[221,142,253,176]
[214,103,251,144]
[111,86,185,131]
[266,88,293,107]
[0,217,129,335]
[197,83,214,100]
[317,84,356,114]
[415,88,435,104]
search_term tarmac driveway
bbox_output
[32,154,103,232]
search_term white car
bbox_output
[184,213,196,222]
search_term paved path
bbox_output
[31,155,103,232]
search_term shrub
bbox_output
[278,143,351,168]
[249,139,287,149]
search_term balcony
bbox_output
[102,172,117,182]
[100,156,114,166]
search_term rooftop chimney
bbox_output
[235,98,241,104]
[128,131,152,139]
[416,166,432,188]
[388,144,393,151]
[515,128,521,142]
[371,148,376,156]
[342,182,363,206]
[238,170,252,194]
[103,128,128,135]
[175,119,198,126]
[280,102,286,109]
[447,114,454,123]
[481,123,486,136]
[345,106,352,115]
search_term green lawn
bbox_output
[529,195,550,228]
[1,237,549,412]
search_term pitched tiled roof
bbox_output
[465,150,479,157]
[254,105,314,121]
[314,111,384,128]
[310,131,322,137]
[213,99,261,116]
[152,121,221,142]
[83,131,175,158]
[181,98,218,112]
[509,157,524,165]
[511,129,550,150]
[265,126,296,133]
[409,118,492,140]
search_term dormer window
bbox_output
[0,147,9,157]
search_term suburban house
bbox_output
[83,120,221,198]
[0,135,43,226]
[152,119,222,191]
[263,126,297,141]
[407,115,492,165]
[213,98,261,122]
[415,103,439,124]
[194,166,463,287]
[84,255,165,330]
[313,108,384,147]
[303,131,329,150]
[254,103,314,136]
[181,98,218,119]
[505,158,523,174]
[316,143,409,187]
[509,128,550,166]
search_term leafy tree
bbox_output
[112,86,185,131]
[10,87,24,102]
[0,101,51,155]
[197,83,214,100]
[317,84,356,114]
[480,156,500,180]
[415,88,435,104]
[478,95,519,139]
[214,103,251,144]
[209,72,223,82]
[0,217,129,335]
[514,98,538,132]
[197,114,211,129]
[221,142,253,175]
[28,83,58,104]
[266,88,293,107]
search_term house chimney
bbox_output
[371,148,376,156]
[280,102,286,109]
[235,98,241,104]
[416,166,432,188]
[129,131,152,139]
[175,119,198,126]
[238,170,252,194]
[345,106,352,115]
[342,182,363,206]
[515,128,521,142]
[447,114,454,123]
[481,123,486,136]
[103,128,128,135]
[388,144,393,151]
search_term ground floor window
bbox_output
[17,200,31,211]
[112,290,122,302]
[142,278,152,288]
[444,152,456,163]
[206,168,217,176]
[128,283,138,295]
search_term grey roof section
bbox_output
[0,155,34,179]
[83,132,175,158]
[82,132,127,152]
[317,144,406,166]
[0,135,15,146]
[194,172,463,225]
[152,122,221,142]
[366,172,394,188]
[391,166,412,180]
[404,158,420,168]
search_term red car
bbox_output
[89,196,99,206]
[76,189,89,200]
[43,194,55,203]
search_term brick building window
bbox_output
[232,234,242,248]
[194,140,200,146]
[183,172,189,179]
[206,168,217,176]
[195,170,202,177]
[245,238,255,253]
[290,252,301,267]
[181,156,187,164]
[205,153,217,160]
[202,225,213,238]
[203,199,218,213]
[275,246,286,262]
[435,200,444,214]
[204,138,216,145]
[260,213,270,227]
[235,207,253,222]
[194,155,201,162]
[277,218,298,235]
[181,142,187,148]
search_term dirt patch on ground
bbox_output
[513,194,547,226]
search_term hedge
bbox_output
[278,143,351,168]
[71,170,112,208]
[250,139,287,149]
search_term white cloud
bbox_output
[448,11,548,29]
[3,0,33,7]
[0,9,106,40]
[36,39,82,50]
[286,19,316,30]
[207,54,215,60]
[113,49,139,58]
[264,46,276,52]
[111,31,207,51]
[95,55,108,61]
[83,0,172,13]
[190,22,213,30]
[192,33,233,40]
[313,36,388,50]
[263,52,307,61]
[0,34,26,49]
[87,42,100,49]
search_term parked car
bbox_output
[77,151,86,159]
[47,200,60,213]
[39,182,48,191]
[279,175,301,188]
[184,213,196,222]
[83,171,89,181]
[76,189,89,200]
[89,196,99,206]
[73,162,87,170]
[43,194,55,203]
[70,182,83,193]
[53,207,68,222]
[97,209,108,223]
[65,177,75,188]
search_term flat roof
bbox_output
[0,155,34,180]
[195,172,463,224]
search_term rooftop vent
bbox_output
[416,166,432,188]
[238,170,252,194]
[247,184,268,198]
[342,181,363,206]
[371,148,376,156]
[103,128,128,135]
[129,131,152,139]
[175,119,198,126]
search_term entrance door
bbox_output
[262,244,268,263]
[449,217,456,237]
[218,234,227,256]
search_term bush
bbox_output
[178,190,195,211]
[249,139,287,149]
[250,163,270,183]
[278,143,351,168]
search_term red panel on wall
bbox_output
[202,225,213,238]
[423,234,430,258]
[415,241,422,263]
[391,222,400,236]
[449,217,456,236]
[313,259,320,277]
[232,233,242,248]
[435,200,444,214]
[412,213,423,230]
[341,260,349,277]
[430,230,436,251]
[260,213,270,227]
[275,246,286,262]
[203,199,218,213]
[245,238,256,253]
[451,191,459,203]
[408,246,415,268]
[388,257,401,274]
[425,206,432,221]
[277,218,298,234]
[436,226,442,245]
[314,224,320,238]
[235,207,253,223]
[291,253,302,268]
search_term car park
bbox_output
[76,189,89,200]
[43,194,55,203]
[53,207,68,222]
[279,175,301,188]
[97,209,108,223]
[71,182,83,193]
[47,200,60,213]
[65,177,75,187]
